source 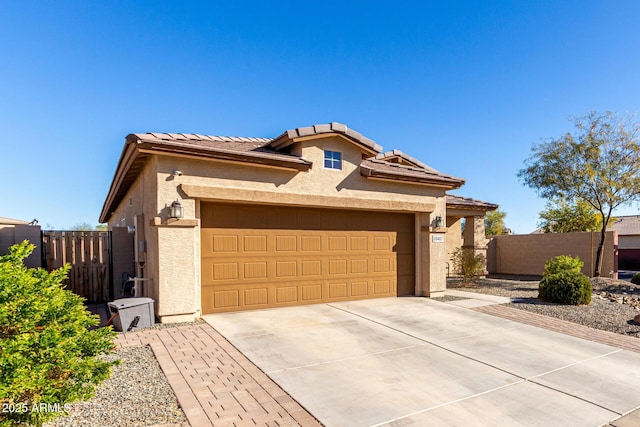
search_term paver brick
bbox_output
[115,323,320,427]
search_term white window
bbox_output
[324,150,342,170]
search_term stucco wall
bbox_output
[107,157,159,307]
[0,224,42,268]
[487,231,617,277]
[444,217,463,275]
[158,136,447,209]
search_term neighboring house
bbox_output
[0,216,41,268]
[608,215,640,269]
[100,123,494,322]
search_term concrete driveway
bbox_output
[203,297,640,427]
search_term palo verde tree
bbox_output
[519,111,640,276]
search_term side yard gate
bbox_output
[42,231,112,302]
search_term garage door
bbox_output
[201,203,415,314]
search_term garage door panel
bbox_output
[275,235,297,251]
[276,286,298,303]
[349,236,368,251]
[201,203,415,314]
[351,281,369,296]
[301,260,322,276]
[244,288,268,306]
[243,262,267,279]
[302,285,323,301]
[212,262,239,281]
[374,280,392,295]
[243,235,267,252]
[301,236,322,251]
[350,259,368,273]
[212,289,239,309]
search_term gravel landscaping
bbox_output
[45,345,188,427]
[448,276,640,338]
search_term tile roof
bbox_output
[268,122,383,153]
[101,123,467,222]
[609,215,640,235]
[374,149,437,172]
[446,195,498,210]
[130,133,308,167]
[360,158,465,189]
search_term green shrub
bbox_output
[451,248,486,284]
[631,272,640,286]
[538,270,592,305]
[543,255,584,276]
[0,242,118,427]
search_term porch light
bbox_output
[170,200,184,219]
[434,216,443,228]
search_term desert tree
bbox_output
[519,111,640,276]
[484,209,507,236]
[538,198,613,233]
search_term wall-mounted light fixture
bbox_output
[170,200,184,219]
[434,216,443,229]
[172,169,183,176]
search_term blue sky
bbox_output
[1,1,639,233]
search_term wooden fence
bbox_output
[42,231,111,302]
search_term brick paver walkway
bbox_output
[116,323,322,427]
[473,304,640,353]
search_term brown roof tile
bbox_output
[446,195,498,210]
[360,158,464,189]
[374,149,438,172]
[268,122,383,153]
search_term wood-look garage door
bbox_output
[201,203,415,314]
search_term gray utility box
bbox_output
[108,297,155,332]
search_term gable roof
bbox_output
[268,122,382,154]
[100,123,465,222]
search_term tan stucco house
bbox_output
[100,123,494,322]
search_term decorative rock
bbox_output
[635,314,640,326]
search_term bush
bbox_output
[543,255,584,276]
[451,248,486,284]
[538,270,592,305]
[631,272,640,286]
[0,242,118,427]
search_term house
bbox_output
[609,215,640,269]
[100,123,495,322]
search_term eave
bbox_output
[360,164,465,190]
